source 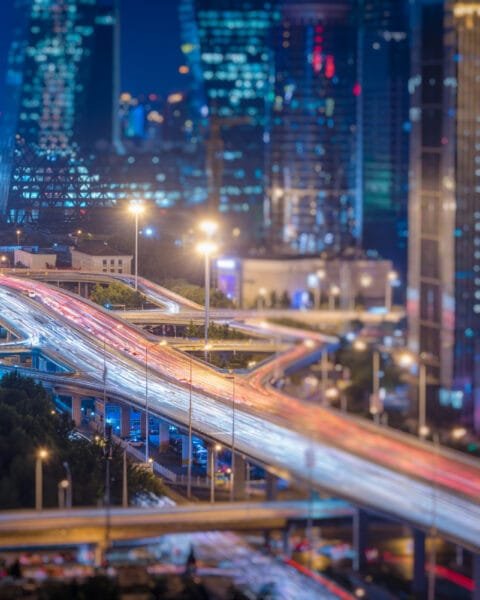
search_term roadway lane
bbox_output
[0,276,480,552]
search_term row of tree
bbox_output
[0,373,164,509]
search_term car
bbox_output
[126,438,144,448]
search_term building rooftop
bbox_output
[72,241,130,257]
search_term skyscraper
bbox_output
[266,0,360,256]
[0,0,118,223]
[179,0,277,241]
[360,0,410,276]
[408,0,480,430]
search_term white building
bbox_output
[14,249,57,270]
[216,256,397,310]
[71,243,132,274]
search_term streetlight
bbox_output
[354,340,382,423]
[62,461,72,508]
[196,240,218,346]
[385,271,398,312]
[187,354,193,499]
[0,255,9,268]
[329,284,340,310]
[199,219,218,238]
[15,229,21,246]
[397,351,428,439]
[225,372,236,502]
[210,443,222,503]
[316,269,326,309]
[128,202,145,291]
[35,448,49,510]
[258,287,267,309]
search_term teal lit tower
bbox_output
[360,0,410,277]
[0,0,118,223]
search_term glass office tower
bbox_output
[361,0,410,276]
[179,0,278,241]
[266,1,360,255]
[408,0,480,430]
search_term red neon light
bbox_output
[353,82,362,96]
[325,55,335,78]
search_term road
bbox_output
[0,275,480,553]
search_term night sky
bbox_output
[0,0,184,112]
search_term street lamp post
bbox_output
[196,240,218,347]
[316,269,326,309]
[63,461,72,508]
[210,443,221,503]
[128,202,145,291]
[16,229,21,246]
[353,340,382,423]
[187,355,193,499]
[397,352,428,439]
[320,348,329,405]
[385,271,398,312]
[35,448,49,511]
[227,373,236,502]
[329,285,340,310]
[145,345,150,464]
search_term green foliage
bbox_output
[90,282,144,309]
[184,320,248,340]
[0,373,165,509]
[162,278,234,308]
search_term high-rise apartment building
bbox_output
[0,0,118,223]
[179,0,277,240]
[408,0,480,430]
[266,1,360,255]
[361,0,410,276]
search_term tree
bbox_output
[162,278,234,308]
[90,282,144,309]
[280,291,291,308]
[0,373,165,509]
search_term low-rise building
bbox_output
[216,256,398,310]
[70,242,132,274]
[14,248,57,270]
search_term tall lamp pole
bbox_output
[385,270,398,312]
[227,373,236,502]
[197,239,218,347]
[128,202,145,291]
[35,448,49,511]
[187,355,193,499]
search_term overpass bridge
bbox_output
[0,500,352,548]
[5,268,405,325]
[0,274,480,596]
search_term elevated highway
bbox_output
[0,274,479,557]
[0,500,352,547]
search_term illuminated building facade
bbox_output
[1,0,118,223]
[361,0,410,276]
[179,0,278,240]
[408,0,480,430]
[267,1,360,255]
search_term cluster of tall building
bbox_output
[1,1,480,426]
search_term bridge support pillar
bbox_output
[94,399,104,431]
[71,395,82,427]
[120,405,131,438]
[473,553,480,600]
[181,435,189,467]
[140,411,147,438]
[282,523,292,557]
[158,421,170,452]
[353,508,368,572]
[412,528,427,598]
[266,472,278,501]
[233,454,247,501]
